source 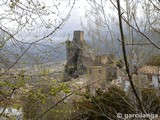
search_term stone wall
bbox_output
[87,66,117,90]
[94,54,115,66]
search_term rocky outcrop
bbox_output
[63,31,93,81]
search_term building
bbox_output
[93,54,115,66]
[139,65,160,88]
[64,30,118,91]
[87,66,117,89]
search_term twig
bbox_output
[35,82,95,120]
[116,0,149,119]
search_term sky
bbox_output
[55,0,88,38]
[54,0,117,41]
[0,0,88,41]
[0,0,149,43]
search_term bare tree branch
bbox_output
[116,0,149,118]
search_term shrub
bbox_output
[21,81,72,120]
[141,87,160,114]
[145,55,160,66]
[74,86,134,120]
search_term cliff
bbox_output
[63,31,93,81]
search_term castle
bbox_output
[64,31,117,83]
[63,31,160,92]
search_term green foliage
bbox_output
[145,55,160,66]
[43,103,76,120]
[141,87,160,114]
[66,40,73,48]
[65,65,77,76]
[42,6,45,9]
[21,81,71,120]
[9,0,20,9]
[74,86,134,120]
[40,68,50,76]
[21,88,47,119]
[73,86,160,120]
[49,82,71,96]
[0,71,26,107]
[0,41,6,48]
[116,59,123,68]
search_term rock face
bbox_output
[63,31,93,81]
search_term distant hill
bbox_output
[0,29,159,69]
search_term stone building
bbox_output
[93,54,115,66]
[64,31,93,81]
[64,30,117,85]
[139,65,160,88]
[87,66,117,89]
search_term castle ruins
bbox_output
[63,31,117,83]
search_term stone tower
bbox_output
[73,31,84,42]
[64,31,86,81]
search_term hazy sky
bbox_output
[0,0,88,41]
[0,0,146,43]
[55,0,88,38]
